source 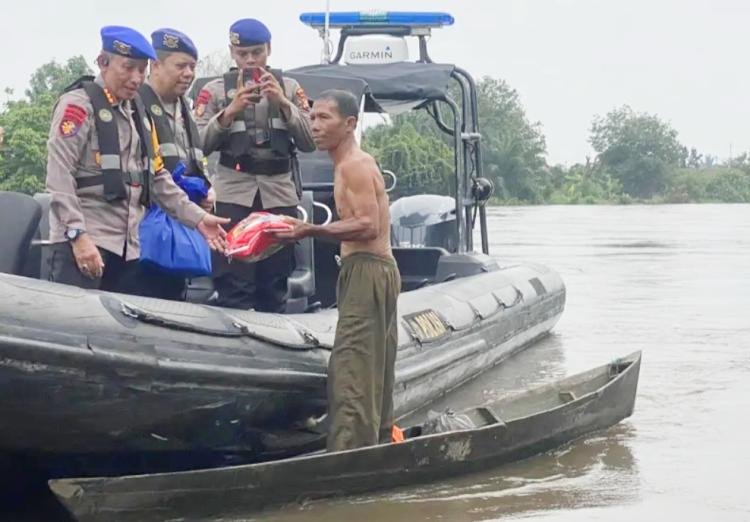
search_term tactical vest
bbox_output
[222,68,295,167]
[138,82,207,183]
[65,76,155,207]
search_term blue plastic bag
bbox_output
[172,162,208,203]
[139,163,212,277]
[139,205,212,277]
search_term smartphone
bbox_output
[240,66,264,86]
[239,67,264,103]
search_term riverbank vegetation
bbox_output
[1,57,748,204]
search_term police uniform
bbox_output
[194,19,315,311]
[141,29,207,181]
[138,28,210,300]
[46,26,207,294]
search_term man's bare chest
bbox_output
[334,172,360,221]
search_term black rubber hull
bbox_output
[0,263,564,474]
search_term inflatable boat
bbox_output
[0,13,565,476]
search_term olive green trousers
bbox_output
[327,252,401,451]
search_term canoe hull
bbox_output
[50,353,640,521]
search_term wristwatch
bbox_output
[65,228,85,241]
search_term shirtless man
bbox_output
[271,89,401,451]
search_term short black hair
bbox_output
[317,89,359,120]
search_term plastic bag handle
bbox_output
[313,201,333,225]
[296,205,309,223]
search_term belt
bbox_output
[76,170,146,189]
[219,152,291,175]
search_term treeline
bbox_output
[364,81,750,204]
[0,57,92,194]
[2,57,749,204]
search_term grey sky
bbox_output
[1,0,748,165]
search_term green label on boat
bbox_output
[403,309,449,342]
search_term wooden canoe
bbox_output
[50,351,640,521]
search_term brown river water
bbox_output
[252,203,750,522]
[8,203,750,521]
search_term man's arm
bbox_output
[151,171,228,251]
[148,125,229,251]
[284,160,380,242]
[46,94,90,233]
[151,169,207,227]
[46,92,105,277]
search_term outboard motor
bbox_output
[390,194,457,253]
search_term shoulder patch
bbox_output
[295,86,310,111]
[59,104,87,138]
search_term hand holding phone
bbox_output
[240,67,264,103]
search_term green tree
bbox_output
[363,118,454,198]
[549,163,623,204]
[664,166,750,203]
[664,168,711,203]
[363,76,549,203]
[686,147,704,169]
[704,169,750,202]
[25,56,91,103]
[590,105,686,198]
[0,56,91,194]
[726,152,750,175]
[476,78,548,203]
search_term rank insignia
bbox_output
[163,33,180,49]
[59,104,87,138]
[103,88,116,105]
[98,108,113,123]
[151,104,163,116]
[112,40,132,56]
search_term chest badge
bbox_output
[98,109,113,123]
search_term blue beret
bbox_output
[101,26,156,60]
[229,19,271,47]
[151,28,198,60]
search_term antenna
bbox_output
[321,0,333,63]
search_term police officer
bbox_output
[46,26,228,294]
[139,28,215,299]
[194,18,315,312]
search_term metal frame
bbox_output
[325,26,489,255]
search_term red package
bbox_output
[225,212,293,263]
